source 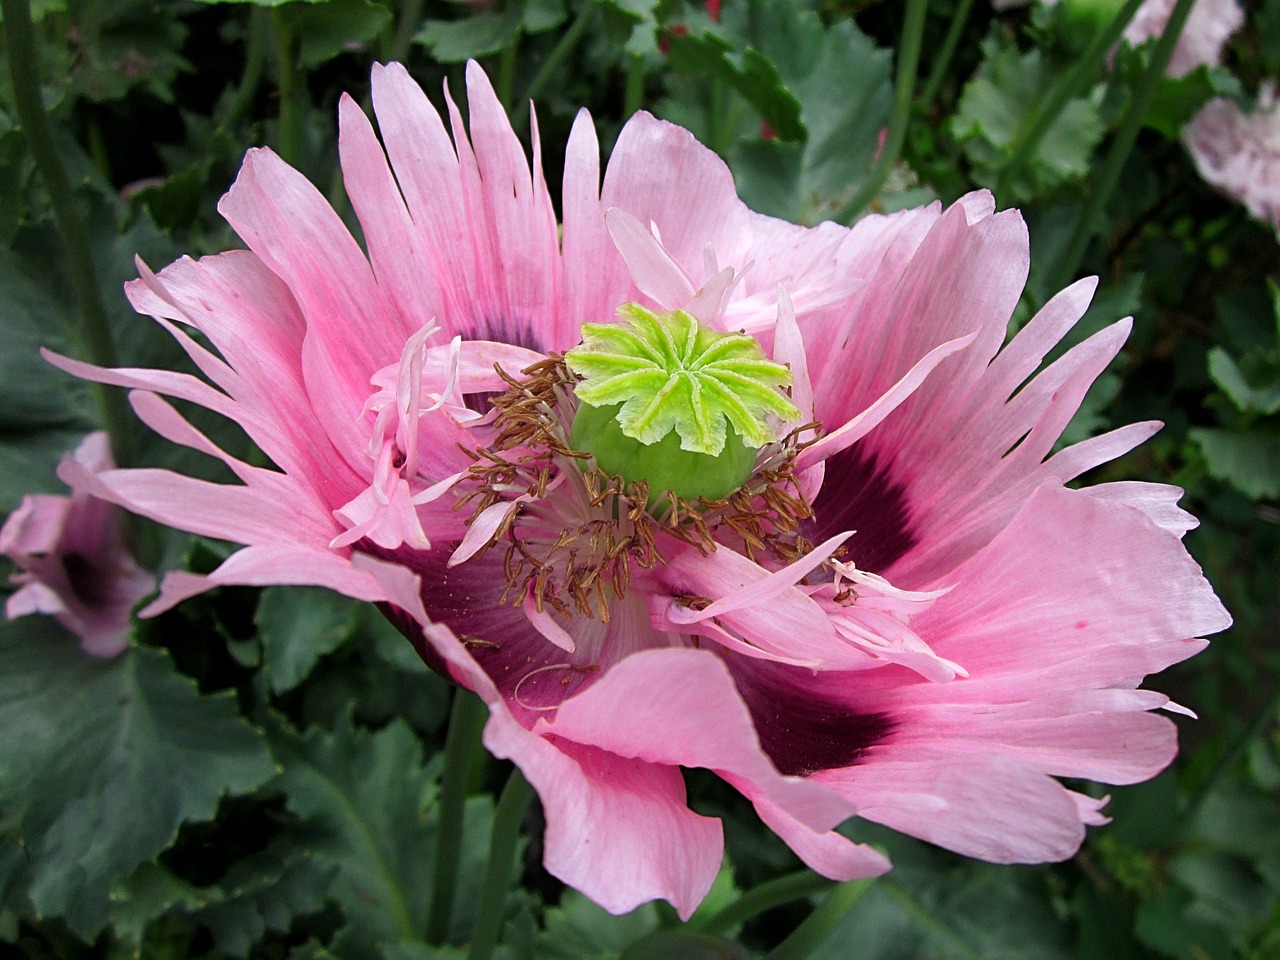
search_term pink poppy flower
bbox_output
[1123,0,1243,77]
[1185,84,1280,232]
[1,432,152,658]
[50,62,1229,917]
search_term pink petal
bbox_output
[823,753,1088,863]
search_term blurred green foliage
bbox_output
[0,0,1277,957]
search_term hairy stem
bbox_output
[269,7,305,169]
[919,0,974,108]
[763,879,874,960]
[698,870,834,937]
[468,767,535,960]
[997,0,1145,199]
[426,688,490,945]
[1048,0,1196,292]
[836,0,928,222]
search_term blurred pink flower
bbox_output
[1,432,152,657]
[994,0,1243,77]
[1123,0,1243,77]
[53,62,1229,916]
[1185,85,1280,232]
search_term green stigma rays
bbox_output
[564,304,802,502]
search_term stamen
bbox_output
[457,355,823,624]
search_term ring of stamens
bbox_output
[455,357,820,622]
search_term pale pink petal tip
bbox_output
[1,432,153,657]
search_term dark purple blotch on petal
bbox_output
[808,445,917,575]
[63,551,116,607]
[364,540,602,714]
[463,316,547,416]
[727,655,894,777]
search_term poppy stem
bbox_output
[762,878,874,960]
[696,869,834,937]
[468,766,535,960]
[269,7,305,169]
[918,0,974,110]
[1047,0,1196,293]
[0,0,133,468]
[425,688,490,944]
[996,0,1145,201]
[387,0,426,64]
[221,7,268,136]
[835,0,928,223]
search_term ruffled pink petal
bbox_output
[1085,481,1198,538]
[218,148,403,464]
[355,556,723,919]
[338,93,443,348]
[604,207,698,309]
[544,649,855,832]
[143,544,390,616]
[739,786,891,880]
[602,112,755,277]
[821,753,1088,863]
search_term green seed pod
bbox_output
[564,303,801,501]
[569,400,759,502]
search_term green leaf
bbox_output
[725,4,893,223]
[286,0,393,69]
[112,842,337,957]
[1207,347,1280,415]
[665,24,804,142]
[0,619,277,937]
[538,891,659,960]
[256,586,362,695]
[416,0,565,63]
[1134,887,1234,960]
[1191,427,1280,500]
[619,930,748,960]
[267,712,495,959]
[951,37,1105,201]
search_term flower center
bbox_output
[454,308,815,623]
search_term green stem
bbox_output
[625,53,646,118]
[835,0,928,222]
[919,0,974,108]
[763,879,874,960]
[707,77,728,156]
[514,3,596,129]
[220,7,268,135]
[425,688,490,945]
[388,0,425,64]
[1,0,133,467]
[468,767,535,960]
[996,0,1144,199]
[497,38,519,114]
[269,7,304,169]
[698,870,834,937]
[1047,0,1195,292]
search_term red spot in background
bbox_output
[706,0,722,21]
[760,121,776,141]
[659,23,688,55]
[1074,621,1089,630]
